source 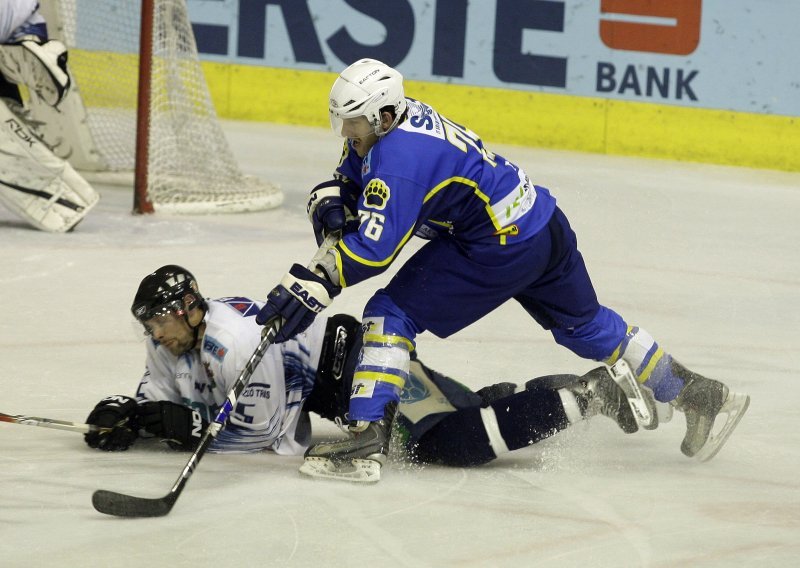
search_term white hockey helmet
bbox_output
[329,58,407,139]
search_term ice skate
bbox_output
[573,367,639,434]
[299,402,397,483]
[672,364,750,461]
[608,360,660,429]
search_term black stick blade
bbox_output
[92,489,177,518]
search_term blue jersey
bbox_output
[331,98,557,287]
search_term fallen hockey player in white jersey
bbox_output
[83,265,741,482]
[0,0,98,232]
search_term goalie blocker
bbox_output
[0,98,99,231]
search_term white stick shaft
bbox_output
[0,412,103,434]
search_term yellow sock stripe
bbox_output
[603,325,634,365]
[353,371,406,389]
[363,332,414,352]
[637,347,665,384]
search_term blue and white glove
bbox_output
[256,264,341,342]
[307,180,360,246]
[307,180,347,246]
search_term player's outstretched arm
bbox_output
[138,401,208,451]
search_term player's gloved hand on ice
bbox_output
[138,401,208,451]
[84,395,139,451]
[308,180,348,246]
[256,264,340,343]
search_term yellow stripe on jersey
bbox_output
[331,247,346,287]
[428,219,453,229]
[336,225,416,277]
[340,175,522,281]
[353,371,406,388]
[424,176,510,243]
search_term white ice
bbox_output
[1,122,799,567]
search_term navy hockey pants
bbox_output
[381,206,627,361]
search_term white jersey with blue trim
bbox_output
[331,98,557,287]
[136,298,326,455]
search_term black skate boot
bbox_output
[299,402,398,483]
[573,367,640,434]
[671,361,750,461]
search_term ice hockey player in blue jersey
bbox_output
[255,58,750,480]
[82,265,642,480]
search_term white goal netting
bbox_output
[40,0,282,213]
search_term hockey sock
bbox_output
[413,389,569,467]
[605,326,684,402]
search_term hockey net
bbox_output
[35,0,283,214]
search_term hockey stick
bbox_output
[92,320,280,517]
[0,412,109,434]
[92,234,340,518]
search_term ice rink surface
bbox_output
[1,122,799,567]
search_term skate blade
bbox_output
[299,456,382,483]
[610,360,658,430]
[693,391,750,462]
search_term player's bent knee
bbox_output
[413,407,497,467]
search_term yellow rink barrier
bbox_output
[70,51,799,172]
[205,63,799,172]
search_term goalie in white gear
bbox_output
[0,0,98,232]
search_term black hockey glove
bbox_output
[84,395,139,451]
[255,264,340,343]
[307,179,360,245]
[138,401,208,451]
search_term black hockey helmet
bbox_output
[131,265,206,324]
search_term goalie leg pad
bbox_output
[0,100,99,231]
[0,40,71,106]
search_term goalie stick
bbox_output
[0,412,109,434]
[92,234,340,518]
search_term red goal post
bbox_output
[33,0,283,214]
